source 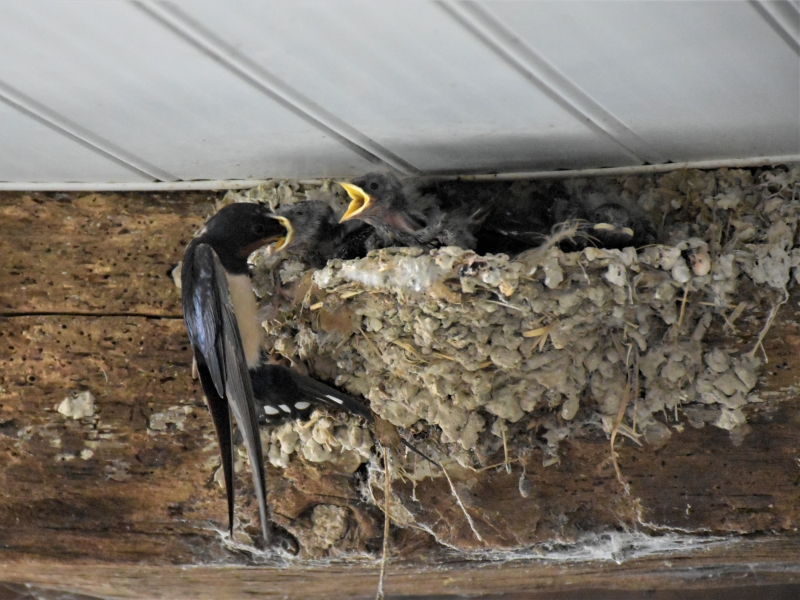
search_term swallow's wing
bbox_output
[181,242,271,542]
[251,364,373,423]
[194,363,235,534]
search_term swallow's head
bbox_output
[203,202,286,271]
[339,173,405,224]
[270,201,333,253]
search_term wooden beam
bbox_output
[1,189,800,597]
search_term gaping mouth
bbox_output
[339,182,373,222]
[269,215,294,251]
[593,222,634,238]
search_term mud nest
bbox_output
[222,165,799,553]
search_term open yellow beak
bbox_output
[593,222,634,238]
[339,182,373,223]
[269,215,294,251]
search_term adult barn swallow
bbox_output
[181,202,285,544]
[339,172,487,250]
[270,200,376,268]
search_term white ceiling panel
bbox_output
[0,97,151,183]
[484,1,800,161]
[0,1,378,181]
[171,0,637,174]
[0,1,796,184]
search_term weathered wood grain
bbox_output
[1,536,799,599]
[0,191,210,315]
[1,189,800,598]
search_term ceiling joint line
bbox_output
[134,0,421,175]
[438,1,668,165]
[0,82,173,182]
[748,0,800,54]
[2,155,797,191]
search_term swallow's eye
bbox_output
[253,223,266,236]
[369,181,379,191]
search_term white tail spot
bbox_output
[295,402,311,410]
[279,404,291,413]
[264,405,279,415]
[326,394,344,404]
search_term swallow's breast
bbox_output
[225,273,263,369]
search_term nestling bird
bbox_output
[587,203,638,249]
[551,198,656,250]
[550,179,658,250]
[339,172,487,250]
[422,179,556,256]
[270,200,376,268]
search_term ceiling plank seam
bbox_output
[133,0,421,175]
[749,0,800,54]
[0,80,174,182]
[3,155,798,191]
[438,0,668,166]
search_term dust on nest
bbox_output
[224,166,800,552]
